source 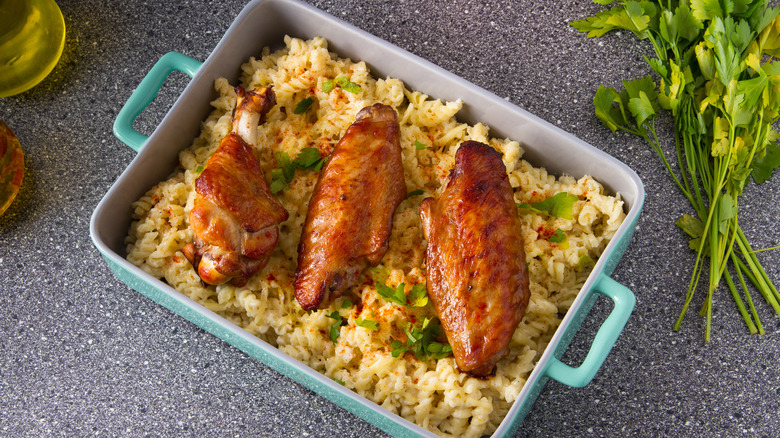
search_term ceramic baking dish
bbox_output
[90,0,644,436]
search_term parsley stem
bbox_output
[732,252,764,334]
[745,244,780,254]
[737,227,780,307]
[643,131,693,205]
[672,118,695,206]
[723,269,757,334]
[735,230,780,317]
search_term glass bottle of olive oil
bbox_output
[0,0,65,97]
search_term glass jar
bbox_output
[0,0,66,97]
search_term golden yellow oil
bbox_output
[0,0,65,97]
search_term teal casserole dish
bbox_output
[89,0,644,436]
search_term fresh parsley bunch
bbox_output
[572,0,780,340]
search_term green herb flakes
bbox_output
[269,148,326,194]
[375,281,429,308]
[294,97,315,114]
[322,76,362,94]
[406,189,424,199]
[375,281,406,306]
[548,228,570,250]
[389,317,452,361]
[325,311,344,343]
[322,79,335,93]
[335,76,362,93]
[355,317,379,331]
[517,192,578,220]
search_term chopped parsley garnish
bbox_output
[517,192,578,220]
[268,178,287,194]
[325,311,344,343]
[270,148,327,193]
[375,281,428,308]
[355,317,379,331]
[390,317,452,361]
[548,228,570,249]
[292,147,327,170]
[406,189,424,199]
[195,165,204,173]
[414,140,427,150]
[577,254,595,271]
[369,266,389,284]
[322,76,362,94]
[406,284,429,308]
[334,378,345,386]
[341,299,353,309]
[376,281,406,306]
[321,79,335,93]
[335,76,362,93]
[294,97,315,114]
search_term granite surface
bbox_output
[1,0,779,437]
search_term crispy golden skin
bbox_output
[420,141,530,376]
[294,104,406,310]
[183,87,288,287]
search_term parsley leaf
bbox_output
[375,281,428,308]
[389,340,407,358]
[426,342,453,360]
[375,281,406,306]
[751,141,780,184]
[322,76,362,94]
[407,284,429,308]
[406,189,424,199]
[570,1,656,39]
[293,147,326,170]
[326,311,344,343]
[414,140,427,150]
[517,192,578,220]
[676,214,704,239]
[577,254,595,271]
[322,79,335,93]
[594,85,623,133]
[369,266,389,284]
[269,178,288,194]
[628,90,658,126]
[269,148,326,193]
[294,97,315,114]
[355,317,379,331]
[548,228,570,250]
[390,317,452,361]
[195,165,204,173]
[335,76,362,93]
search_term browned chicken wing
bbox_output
[183,86,288,287]
[420,141,530,376]
[294,103,406,310]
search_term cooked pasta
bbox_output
[126,36,625,438]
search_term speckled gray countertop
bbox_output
[2,0,779,437]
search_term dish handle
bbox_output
[112,52,203,152]
[544,274,636,388]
